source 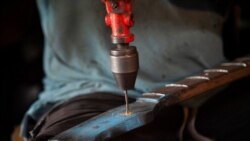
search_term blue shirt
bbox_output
[25,0,227,122]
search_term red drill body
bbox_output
[103,0,139,91]
[103,0,135,44]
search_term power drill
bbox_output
[102,0,139,115]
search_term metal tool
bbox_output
[52,56,250,141]
[103,0,139,114]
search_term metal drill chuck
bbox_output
[110,46,139,90]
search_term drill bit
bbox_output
[124,90,130,115]
[110,45,138,116]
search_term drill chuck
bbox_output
[110,45,139,90]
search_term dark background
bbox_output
[0,1,43,140]
[0,0,249,141]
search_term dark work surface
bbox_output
[196,77,250,141]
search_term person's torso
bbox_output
[37,0,229,101]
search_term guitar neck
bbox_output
[140,56,250,107]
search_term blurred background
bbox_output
[0,1,43,141]
[0,0,249,141]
